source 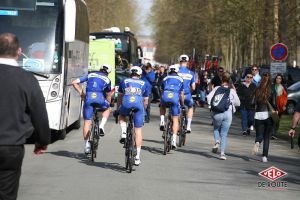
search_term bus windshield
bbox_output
[0,0,62,74]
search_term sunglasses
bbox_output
[247,76,253,78]
[252,68,258,71]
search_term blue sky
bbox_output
[136,0,153,36]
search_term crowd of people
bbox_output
[1,32,299,200]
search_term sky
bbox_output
[136,0,153,36]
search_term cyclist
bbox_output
[72,64,112,154]
[159,64,184,149]
[117,66,149,166]
[178,55,196,133]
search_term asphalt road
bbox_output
[19,105,300,200]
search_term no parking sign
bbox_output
[270,43,288,61]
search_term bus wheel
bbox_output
[59,129,67,140]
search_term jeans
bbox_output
[145,93,153,120]
[199,90,206,103]
[212,110,232,154]
[240,108,255,131]
[255,118,272,157]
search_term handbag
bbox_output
[267,101,279,124]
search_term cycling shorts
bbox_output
[119,95,145,128]
[160,91,180,116]
[83,92,109,120]
[184,93,194,107]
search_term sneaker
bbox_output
[186,128,191,134]
[119,132,126,144]
[99,128,105,137]
[262,156,268,163]
[160,121,165,131]
[242,131,247,136]
[84,143,91,154]
[145,118,150,123]
[171,140,177,150]
[271,136,278,140]
[212,142,220,153]
[252,142,260,155]
[250,125,254,131]
[134,157,141,166]
[246,128,250,135]
[220,154,227,160]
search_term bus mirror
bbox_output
[137,46,143,58]
[64,0,76,42]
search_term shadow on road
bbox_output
[47,150,126,173]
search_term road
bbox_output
[19,105,300,200]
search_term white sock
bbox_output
[84,139,89,147]
[99,117,107,129]
[187,118,192,129]
[160,115,165,124]
[172,135,177,143]
[120,122,127,133]
[136,147,141,159]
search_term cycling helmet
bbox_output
[168,64,179,73]
[130,66,142,76]
[100,64,112,74]
[179,54,189,62]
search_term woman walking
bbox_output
[271,73,288,139]
[207,72,240,160]
[252,73,274,162]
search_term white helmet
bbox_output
[100,64,112,74]
[168,64,179,73]
[179,54,189,62]
[130,66,142,76]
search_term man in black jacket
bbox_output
[237,72,257,135]
[0,33,51,200]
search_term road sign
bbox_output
[270,62,287,78]
[270,43,288,61]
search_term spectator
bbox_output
[251,65,261,86]
[142,63,156,123]
[271,73,288,139]
[237,72,256,135]
[199,70,209,107]
[252,72,273,162]
[288,101,300,138]
[209,67,224,91]
[207,72,241,160]
[0,33,51,200]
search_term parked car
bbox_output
[286,81,300,114]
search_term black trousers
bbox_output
[0,145,24,200]
[254,118,273,157]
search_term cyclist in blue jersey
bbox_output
[117,66,149,166]
[178,55,196,133]
[160,65,185,149]
[72,64,112,154]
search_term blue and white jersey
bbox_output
[161,74,184,93]
[119,78,148,105]
[77,71,111,93]
[178,67,195,95]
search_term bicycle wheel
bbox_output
[163,126,168,155]
[91,122,98,162]
[125,122,134,173]
[166,117,172,152]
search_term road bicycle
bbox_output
[87,104,101,162]
[163,104,173,155]
[124,108,137,173]
[178,107,187,147]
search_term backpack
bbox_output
[211,86,231,113]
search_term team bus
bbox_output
[90,27,143,70]
[0,0,89,139]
